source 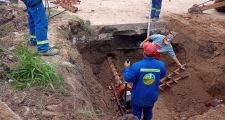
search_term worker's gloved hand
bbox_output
[124,60,131,68]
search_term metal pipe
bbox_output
[107,57,123,84]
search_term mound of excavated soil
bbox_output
[215,0,225,12]
[189,105,225,120]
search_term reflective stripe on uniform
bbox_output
[31,35,36,39]
[152,8,156,10]
[155,9,161,12]
[37,40,48,45]
[140,68,160,72]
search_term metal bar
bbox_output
[147,0,152,37]
[107,57,123,84]
[124,82,128,107]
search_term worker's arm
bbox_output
[123,61,138,83]
[140,37,150,48]
[140,34,159,48]
[172,56,182,68]
[167,46,182,68]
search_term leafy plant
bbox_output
[7,45,64,90]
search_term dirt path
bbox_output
[50,0,225,25]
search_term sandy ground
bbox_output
[68,0,225,25]
[16,0,224,25]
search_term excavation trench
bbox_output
[70,19,225,119]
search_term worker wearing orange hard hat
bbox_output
[123,42,166,120]
[140,32,183,68]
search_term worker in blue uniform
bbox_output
[151,0,163,21]
[123,42,166,120]
[150,0,171,21]
[22,0,59,56]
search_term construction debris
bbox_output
[52,0,81,13]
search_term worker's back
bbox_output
[22,0,42,7]
[123,57,166,107]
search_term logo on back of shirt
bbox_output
[143,73,155,85]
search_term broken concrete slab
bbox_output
[92,20,167,41]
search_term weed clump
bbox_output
[7,45,64,90]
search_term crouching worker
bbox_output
[21,0,59,56]
[140,32,183,68]
[123,42,166,120]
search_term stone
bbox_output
[42,110,59,117]
[46,104,61,112]
[8,46,15,51]
[13,92,26,104]
[7,55,14,61]
[8,79,14,83]
[60,48,69,59]
[52,116,66,120]
[23,106,31,116]
[72,37,77,44]
[80,36,86,41]
[214,51,221,56]
[61,61,74,68]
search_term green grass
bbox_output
[7,45,64,90]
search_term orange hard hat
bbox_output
[143,42,158,56]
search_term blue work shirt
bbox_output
[22,0,42,7]
[150,34,176,57]
[123,57,166,107]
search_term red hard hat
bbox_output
[143,42,158,56]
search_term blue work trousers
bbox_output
[132,104,154,120]
[26,1,49,52]
[151,0,162,18]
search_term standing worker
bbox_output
[123,43,166,120]
[140,32,183,68]
[21,0,59,56]
[150,0,171,21]
[151,0,162,21]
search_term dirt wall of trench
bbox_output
[74,14,225,120]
